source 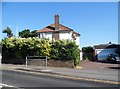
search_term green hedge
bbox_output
[2,37,80,66]
[50,40,80,66]
[2,37,51,59]
[82,46,94,61]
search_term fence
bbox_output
[26,56,47,69]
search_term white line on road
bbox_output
[0,83,14,88]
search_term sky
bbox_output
[1,2,118,48]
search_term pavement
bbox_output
[1,60,120,84]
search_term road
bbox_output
[2,70,118,88]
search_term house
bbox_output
[94,43,120,61]
[37,15,80,47]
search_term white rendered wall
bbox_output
[38,33,52,40]
[38,32,80,48]
[80,52,83,60]
[45,33,52,40]
[59,31,72,40]
[75,36,80,46]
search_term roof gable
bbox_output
[37,23,73,33]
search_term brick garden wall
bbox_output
[27,60,74,68]
[2,58,75,68]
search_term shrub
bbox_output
[2,37,51,60]
[2,37,80,66]
[50,40,80,66]
[82,46,94,61]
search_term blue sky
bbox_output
[2,2,118,48]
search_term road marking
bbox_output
[0,83,14,88]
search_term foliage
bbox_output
[3,27,13,38]
[2,38,80,66]
[82,46,94,61]
[2,37,51,59]
[50,40,80,66]
[82,46,94,53]
[19,29,37,38]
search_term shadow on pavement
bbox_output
[108,67,120,69]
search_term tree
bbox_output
[30,30,38,37]
[19,29,37,38]
[3,27,13,38]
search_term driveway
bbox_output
[79,60,119,70]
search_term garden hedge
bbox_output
[2,37,80,66]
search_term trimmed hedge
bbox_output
[2,37,51,59]
[50,40,80,66]
[82,46,94,61]
[2,37,80,66]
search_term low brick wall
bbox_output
[27,60,74,68]
[47,60,74,68]
[2,58,75,68]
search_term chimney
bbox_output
[55,15,59,30]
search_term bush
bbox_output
[2,37,80,66]
[50,40,80,66]
[2,37,51,60]
[82,46,94,61]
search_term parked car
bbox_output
[107,53,120,63]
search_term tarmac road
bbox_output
[2,70,118,88]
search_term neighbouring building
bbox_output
[37,15,80,47]
[94,43,120,61]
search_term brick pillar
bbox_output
[55,15,59,31]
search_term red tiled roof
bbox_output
[73,31,80,36]
[37,27,53,33]
[37,23,73,33]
